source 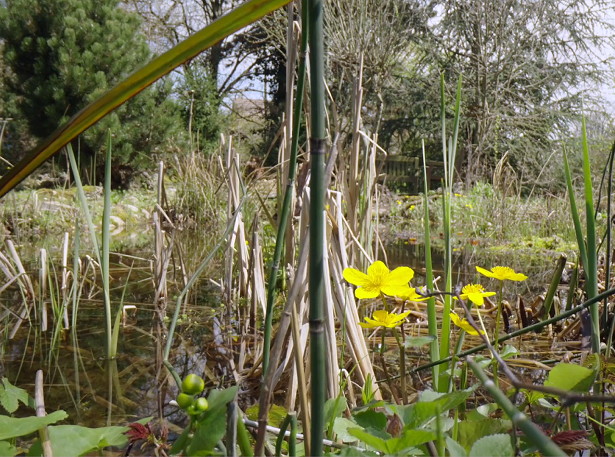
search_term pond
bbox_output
[0,230,577,436]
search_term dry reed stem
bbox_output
[35,370,53,457]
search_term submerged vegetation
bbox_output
[1,0,615,456]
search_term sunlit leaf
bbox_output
[0,411,68,440]
[544,363,596,393]
[48,425,128,457]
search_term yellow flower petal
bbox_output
[475,266,495,279]
[450,312,483,335]
[355,285,381,299]
[387,266,414,284]
[476,265,527,281]
[343,268,370,287]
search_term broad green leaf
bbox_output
[333,417,361,443]
[347,428,390,453]
[0,411,68,440]
[0,0,292,198]
[1,378,32,413]
[0,440,18,457]
[206,386,238,411]
[388,429,437,454]
[353,410,387,431]
[403,389,472,429]
[446,436,467,457]
[544,363,595,393]
[169,426,191,455]
[348,427,436,454]
[48,425,128,457]
[404,335,436,348]
[469,434,514,457]
[457,418,511,451]
[188,407,227,456]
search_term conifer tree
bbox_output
[0,0,181,186]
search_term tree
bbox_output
[0,0,182,186]
[430,0,615,189]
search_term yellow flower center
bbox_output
[462,283,486,294]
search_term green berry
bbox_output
[195,397,209,412]
[176,393,193,409]
[181,374,205,395]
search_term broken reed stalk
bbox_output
[35,370,53,457]
[308,0,327,453]
[263,0,308,373]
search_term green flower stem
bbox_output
[392,326,406,404]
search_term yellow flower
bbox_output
[359,309,411,328]
[450,312,483,335]
[397,200,402,205]
[409,205,415,210]
[456,283,496,306]
[476,266,527,281]
[343,261,414,299]
[397,286,428,302]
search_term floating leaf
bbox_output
[469,434,514,457]
[544,363,595,393]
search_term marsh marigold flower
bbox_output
[359,309,411,329]
[450,312,484,335]
[456,283,496,306]
[476,266,527,282]
[343,261,414,299]
[397,287,428,302]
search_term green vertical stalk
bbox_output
[421,140,439,386]
[263,0,309,374]
[101,132,114,359]
[438,75,462,392]
[308,0,326,454]
[581,118,599,353]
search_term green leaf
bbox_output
[0,411,68,440]
[0,378,32,413]
[337,446,380,456]
[469,434,514,457]
[48,425,128,457]
[403,389,472,429]
[544,363,595,393]
[353,410,387,431]
[457,418,511,450]
[333,417,361,443]
[206,386,238,411]
[446,436,467,457]
[388,429,437,454]
[347,427,436,454]
[347,428,390,453]
[188,407,227,456]
[0,440,18,457]
[0,0,292,198]
[404,335,436,348]
[325,396,347,425]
